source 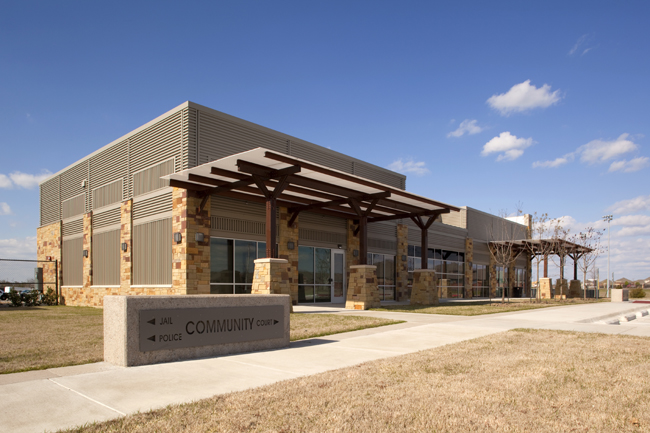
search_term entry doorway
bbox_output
[298,246,346,303]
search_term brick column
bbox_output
[278,207,299,305]
[464,237,473,299]
[396,223,409,301]
[172,188,211,295]
[82,212,92,289]
[345,265,379,310]
[120,199,133,290]
[410,269,438,305]
[346,219,360,287]
[251,258,291,298]
[36,221,62,293]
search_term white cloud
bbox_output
[0,203,11,215]
[487,80,561,116]
[608,156,650,173]
[388,158,429,176]
[447,119,483,138]
[607,195,650,215]
[532,154,574,169]
[617,225,650,237]
[0,236,37,260]
[8,171,52,189]
[0,174,12,189]
[578,133,638,164]
[612,215,650,227]
[481,132,534,161]
[569,34,596,56]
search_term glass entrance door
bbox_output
[331,250,345,303]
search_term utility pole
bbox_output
[602,214,613,298]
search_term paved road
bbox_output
[1,301,649,433]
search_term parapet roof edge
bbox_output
[465,206,526,226]
[39,102,192,185]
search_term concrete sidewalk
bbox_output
[2,302,649,433]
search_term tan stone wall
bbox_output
[539,278,553,299]
[83,212,93,289]
[120,199,133,289]
[36,221,62,292]
[345,265,379,310]
[464,237,473,299]
[278,207,299,305]
[396,223,409,301]
[251,259,292,312]
[411,269,438,305]
[61,286,180,307]
[172,188,210,295]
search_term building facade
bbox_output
[37,102,530,307]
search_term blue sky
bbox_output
[1,1,648,280]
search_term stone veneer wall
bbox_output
[278,207,299,305]
[410,269,438,305]
[345,219,360,287]
[83,212,93,290]
[345,265,379,310]
[120,199,133,290]
[464,237,473,299]
[539,278,553,299]
[396,223,409,301]
[36,221,62,292]
[172,187,210,295]
[251,259,292,312]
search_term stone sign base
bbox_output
[104,294,291,367]
[345,265,379,310]
[611,288,629,302]
[539,278,553,299]
[410,269,438,305]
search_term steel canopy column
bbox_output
[543,254,548,278]
[359,215,368,265]
[266,196,277,258]
[421,224,428,269]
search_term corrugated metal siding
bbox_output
[88,140,128,209]
[290,145,353,174]
[299,212,347,247]
[211,196,266,221]
[210,196,280,241]
[187,107,198,168]
[92,229,120,286]
[132,191,173,221]
[406,220,466,251]
[133,159,174,197]
[60,161,88,209]
[473,241,491,264]
[368,222,397,254]
[40,177,60,225]
[62,237,83,286]
[440,209,466,229]
[93,207,121,230]
[62,194,85,220]
[133,218,172,285]
[92,179,123,209]
[467,208,527,241]
[300,212,346,232]
[353,161,402,189]
[62,218,83,237]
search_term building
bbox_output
[37,101,530,307]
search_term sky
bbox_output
[0,1,648,280]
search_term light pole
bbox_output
[602,214,613,297]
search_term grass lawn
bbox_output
[0,306,401,374]
[59,329,650,433]
[372,298,605,316]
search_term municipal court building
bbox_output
[37,102,530,308]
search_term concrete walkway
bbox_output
[2,301,649,433]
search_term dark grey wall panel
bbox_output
[133,218,172,285]
[40,177,60,226]
[93,229,120,286]
[62,237,83,286]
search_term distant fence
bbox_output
[0,258,59,304]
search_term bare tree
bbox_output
[488,209,526,303]
[549,223,571,297]
[572,228,604,300]
[522,212,562,299]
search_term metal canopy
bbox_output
[164,148,459,263]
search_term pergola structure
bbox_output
[490,238,593,281]
[165,148,459,268]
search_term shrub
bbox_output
[630,287,646,299]
[42,287,57,306]
[22,289,42,307]
[8,290,22,307]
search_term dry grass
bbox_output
[0,307,400,374]
[373,298,605,316]
[0,306,104,374]
[290,313,402,341]
[60,329,650,433]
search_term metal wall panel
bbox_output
[92,179,123,210]
[60,161,87,211]
[62,237,83,286]
[406,220,466,252]
[62,218,83,237]
[473,241,491,265]
[290,145,353,174]
[466,208,527,241]
[40,177,60,226]
[300,212,347,233]
[62,194,85,220]
[368,222,397,254]
[133,159,174,197]
[93,207,121,230]
[352,161,402,189]
[440,209,466,229]
[132,190,173,221]
[133,218,172,285]
[211,196,266,221]
[92,229,120,286]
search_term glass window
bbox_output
[384,255,395,286]
[314,248,331,285]
[257,242,266,259]
[298,246,314,285]
[234,240,256,284]
[210,238,233,284]
[373,254,384,285]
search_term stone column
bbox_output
[539,278,553,299]
[251,258,291,296]
[346,219,360,288]
[345,265,379,310]
[396,223,409,301]
[120,199,133,290]
[172,188,211,295]
[489,254,497,298]
[410,269,438,305]
[36,221,62,293]
[278,207,299,305]
[464,237,473,299]
[82,212,93,290]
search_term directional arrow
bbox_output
[274,320,278,325]
[147,318,155,325]
[147,335,155,342]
